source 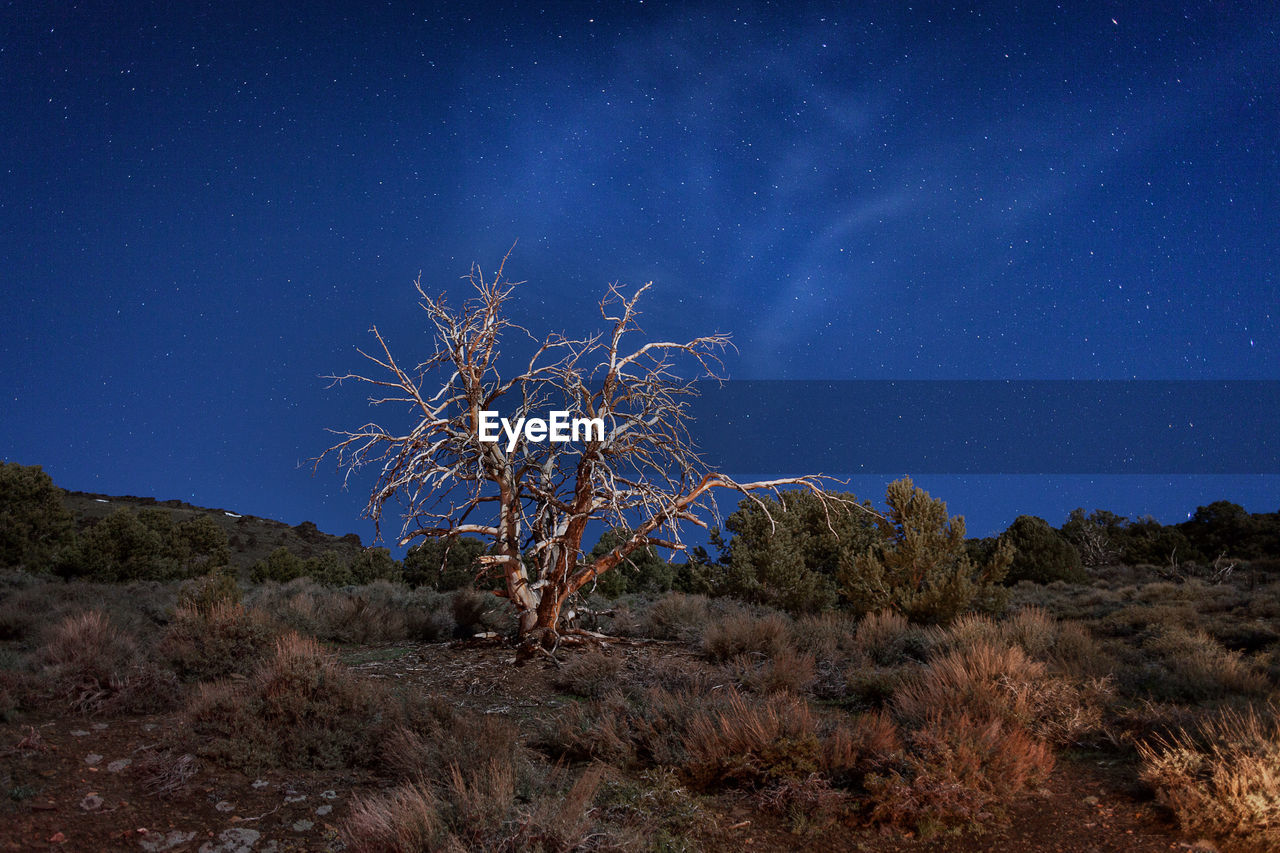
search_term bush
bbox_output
[1138,702,1280,851]
[588,527,676,597]
[1001,515,1086,584]
[184,632,390,771]
[713,490,881,614]
[866,712,1054,834]
[551,649,623,699]
[0,462,76,572]
[891,639,1105,747]
[158,602,281,682]
[1130,625,1270,702]
[176,568,242,610]
[641,592,714,642]
[701,611,792,662]
[839,478,1012,625]
[37,610,180,715]
[343,764,606,853]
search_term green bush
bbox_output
[0,462,76,572]
[349,547,402,584]
[403,537,487,590]
[838,478,1011,625]
[1001,515,1086,584]
[713,490,881,614]
[250,546,307,583]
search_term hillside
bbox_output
[60,489,367,575]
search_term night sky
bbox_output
[3,1,1277,552]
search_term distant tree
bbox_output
[1059,508,1125,567]
[73,508,171,581]
[318,257,854,651]
[0,462,76,572]
[1001,515,1086,584]
[838,477,1011,624]
[250,546,307,584]
[403,536,488,590]
[350,547,402,584]
[1179,501,1263,560]
[1117,515,1203,567]
[712,490,881,613]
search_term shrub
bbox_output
[682,688,824,789]
[158,601,280,682]
[250,546,307,584]
[37,610,179,714]
[551,649,623,699]
[728,645,817,695]
[867,712,1054,834]
[343,764,605,853]
[838,478,1012,625]
[1138,702,1280,851]
[175,568,242,610]
[1001,515,1086,584]
[402,536,487,590]
[1130,625,1271,702]
[350,547,402,585]
[701,610,792,662]
[892,638,1106,746]
[588,527,675,597]
[184,632,389,771]
[641,592,713,642]
[851,609,921,667]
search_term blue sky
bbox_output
[3,1,1276,549]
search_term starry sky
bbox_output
[3,1,1277,551]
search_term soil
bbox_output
[1,640,1195,853]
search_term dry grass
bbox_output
[183,631,391,771]
[36,610,180,715]
[343,762,606,853]
[682,688,824,789]
[867,712,1054,834]
[1132,625,1271,702]
[1138,702,1280,852]
[702,610,793,662]
[892,640,1106,746]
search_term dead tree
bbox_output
[318,256,853,650]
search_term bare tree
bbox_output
[319,256,852,651]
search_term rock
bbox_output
[140,830,196,852]
[107,758,131,773]
[84,754,103,765]
[291,820,313,832]
[197,827,260,853]
[315,805,332,816]
[79,793,103,811]
[215,800,235,812]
